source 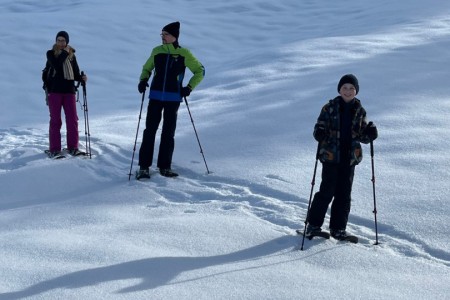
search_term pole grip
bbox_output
[81,71,86,89]
[370,140,374,157]
[315,142,320,160]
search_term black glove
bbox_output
[314,127,327,142]
[181,86,192,97]
[138,80,149,94]
[364,122,378,141]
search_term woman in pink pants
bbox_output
[44,31,87,157]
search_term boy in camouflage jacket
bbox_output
[306,74,378,240]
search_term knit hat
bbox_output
[337,74,359,95]
[162,22,180,39]
[56,31,69,44]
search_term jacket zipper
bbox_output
[161,46,171,101]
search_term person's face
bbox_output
[161,31,176,44]
[339,83,357,102]
[56,37,67,49]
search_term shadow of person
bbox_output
[0,235,293,299]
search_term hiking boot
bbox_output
[330,229,349,240]
[305,224,322,237]
[159,168,179,177]
[135,168,150,180]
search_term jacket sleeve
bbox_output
[139,49,156,81]
[313,103,330,141]
[358,116,372,144]
[72,55,82,82]
[350,103,371,144]
[184,49,205,90]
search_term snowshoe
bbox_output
[45,150,65,159]
[66,148,87,156]
[330,229,358,243]
[159,168,178,177]
[135,168,151,180]
[296,225,330,240]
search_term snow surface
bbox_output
[1,0,450,299]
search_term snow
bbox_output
[1,0,449,299]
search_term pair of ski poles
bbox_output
[128,93,210,180]
[76,71,92,159]
[300,141,379,250]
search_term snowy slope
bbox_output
[1,0,449,299]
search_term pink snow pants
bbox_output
[48,93,79,152]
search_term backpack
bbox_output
[42,60,55,90]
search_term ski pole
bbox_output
[370,140,379,245]
[300,143,320,251]
[80,71,92,159]
[128,91,146,181]
[184,96,210,174]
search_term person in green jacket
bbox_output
[136,21,205,179]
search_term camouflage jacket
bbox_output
[313,96,372,166]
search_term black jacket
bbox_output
[45,49,82,94]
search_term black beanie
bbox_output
[56,31,69,44]
[162,22,180,39]
[337,74,359,95]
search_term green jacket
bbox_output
[314,96,372,166]
[140,43,205,102]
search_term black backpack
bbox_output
[42,60,55,90]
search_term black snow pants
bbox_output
[307,161,355,231]
[138,99,180,170]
